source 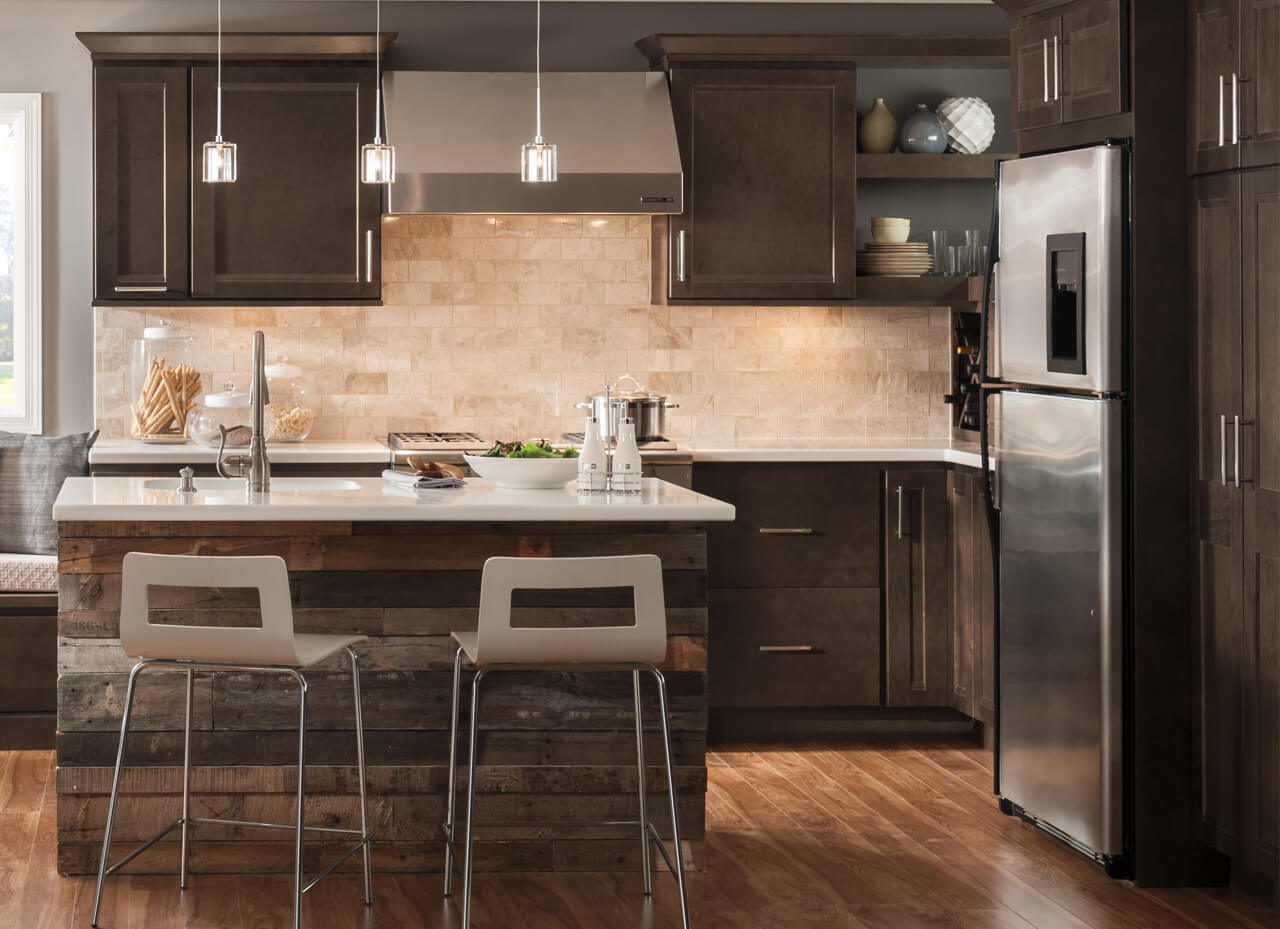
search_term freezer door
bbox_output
[996,390,1124,858]
[996,145,1124,393]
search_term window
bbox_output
[0,93,41,433]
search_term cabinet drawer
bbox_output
[709,588,881,707]
[694,463,880,588]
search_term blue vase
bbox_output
[898,105,948,154]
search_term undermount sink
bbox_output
[142,477,362,492]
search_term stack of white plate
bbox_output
[857,242,932,277]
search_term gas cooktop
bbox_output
[387,432,490,451]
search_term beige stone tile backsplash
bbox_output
[94,215,953,443]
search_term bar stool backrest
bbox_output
[119,552,301,666]
[475,555,667,665]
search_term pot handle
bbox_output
[575,401,593,410]
[611,373,644,393]
[664,402,680,409]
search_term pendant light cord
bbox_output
[215,0,223,141]
[534,0,542,143]
[374,0,383,144]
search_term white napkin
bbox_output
[381,468,466,490]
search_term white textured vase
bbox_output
[936,96,996,155]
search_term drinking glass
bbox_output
[975,245,989,276]
[930,230,949,275]
[955,245,973,277]
[947,246,958,278]
[965,229,983,249]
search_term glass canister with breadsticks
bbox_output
[128,322,203,441]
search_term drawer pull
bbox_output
[758,645,815,653]
[113,285,168,293]
[758,527,813,535]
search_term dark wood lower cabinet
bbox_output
[709,588,881,707]
[949,469,996,727]
[0,593,57,750]
[884,469,950,707]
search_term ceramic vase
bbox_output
[898,104,948,154]
[936,96,996,154]
[859,99,898,154]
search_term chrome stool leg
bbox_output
[651,668,691,929]
[444,646,463,897]
[91,662,144,928]
[179,667,194,889]
[292,672,309,929]
[460,668,486,929]
[348,648,373,905]
[633,669,653,895]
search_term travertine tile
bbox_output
[92,214,956,439]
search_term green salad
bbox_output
[483,439,579,459]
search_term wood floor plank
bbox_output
[0,812,40,927]
[15,754,80,929]
[0,749,53,814]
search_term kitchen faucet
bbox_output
[216,330,271,492]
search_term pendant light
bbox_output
[201,0,237,183]
[520,0,556,183]
[360,0,395,184]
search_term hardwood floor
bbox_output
[2,743,1276,928]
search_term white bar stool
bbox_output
[90,553,373,929]
[442,554,691,929]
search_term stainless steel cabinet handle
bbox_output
[1232,73,1240,145]
[896,485,904,539]
[758,527,813,535]
[1043,39,1050,103]
[759,645,815,653]
[676,229,687,283]
[1235,413,1242,487]
[1219,74,1226,148]
[1221,414,1228,486]
[113,285,168,293]
[1052,35,1060,100]
[365,230,374,284]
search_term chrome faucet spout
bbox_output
[215,331,272,492]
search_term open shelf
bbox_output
[853,275,983,305]
[857,153,1008,180]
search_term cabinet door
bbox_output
[1239,168,1280,879]
[975,480,997,727]
[1191,172,1243,854]
[1060,0,1126,124]
[1189,0,1241,175]
[884,469,950,707]
[190,66,381,301]
[949,470,976,718]
[667,67,856,302]
[709,588,881,707]
[1011,16,1063,131]
[1241,0,1280,168]
[93,66,189,301]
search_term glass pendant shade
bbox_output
[202,139,237,183]
[361,141,396,184]
[521,141,557,183]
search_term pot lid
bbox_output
[592,374,663,401]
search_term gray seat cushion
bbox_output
[0,430,98,555]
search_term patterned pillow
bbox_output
[0,430,98,555]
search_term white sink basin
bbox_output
[142,477,362,492]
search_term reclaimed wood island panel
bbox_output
[52,477,733,878]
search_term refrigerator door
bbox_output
[996,145,1124,393]
[996,390,1124,857]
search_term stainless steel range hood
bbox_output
[382,71,683,215]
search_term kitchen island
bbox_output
[51,477,733,877]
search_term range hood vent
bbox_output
[383,71,683,215]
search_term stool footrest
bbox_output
[102,817,184,878]
[302,834,374,894]
[189,815,364,836]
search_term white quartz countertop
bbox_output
[89,437,984,469]
[89,439,390,465]
[53,476,736,523]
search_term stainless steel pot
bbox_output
[577,375,678,442]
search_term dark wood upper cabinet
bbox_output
[93,66,189,301]
[666,66,857,303]
[884,468,950,708]
[1011,0,1126,134]
[1239,0,1280,169]
[1011,16,1062,130]
[189,65,381,301]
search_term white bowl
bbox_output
[872,226,911,243]
[870,216,910,226]
[464,454,579,489]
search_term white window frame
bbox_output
[0,92,42,434]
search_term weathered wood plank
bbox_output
[57,670,706,732]
[59,569,707,611]
[56,729,707,768]
[59,635,707,675]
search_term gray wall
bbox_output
[0,0,1009,434]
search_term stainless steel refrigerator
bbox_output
[982,143,1128,873]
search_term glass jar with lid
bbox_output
[185,382,276,448]
[264,358,315,442]
[128,321,202,441]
